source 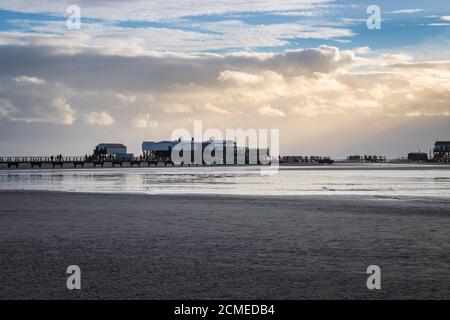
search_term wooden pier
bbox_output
[0,156,178,169]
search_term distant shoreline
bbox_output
[0,162,450,171]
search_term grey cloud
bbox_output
[0,44,354,93]
[0,74,76,124]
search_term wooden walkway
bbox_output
[0,157,175,169]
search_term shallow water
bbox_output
[0,164,449,198]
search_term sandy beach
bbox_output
[0,191,449,299]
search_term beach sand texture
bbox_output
[0,191,449,299]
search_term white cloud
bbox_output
[51,98,76,125]
[12,75,46,84]
[115,93,137,103]
[162,103,192,113]
[340,18,367,25]
[387,9,422,14]
[270,10,326,17]
[197,103,230,115]
[7,97,76,125]
[83,111,114,126]
[425,15,450,27]
[0,0,332,22]
[377,53,413,65]
[0,2,355,53]
[193,19,355,47]
[258,105,286,117]
[353,46,371,55]
[133,114,159,128]
[429,23,450,27]
[0,21,354,54]
[218,70,263,84]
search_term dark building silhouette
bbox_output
[408,152,428,162]
[433,141,450,163]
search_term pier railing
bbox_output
[0,155,275,168]
[0,156,178,168]
[0,156,88,163]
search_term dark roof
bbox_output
[142,141,176,151]
[203,140,235,145]
[96,143,126,148]
[435,141,450,145]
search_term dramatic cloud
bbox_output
[0,43,448,129]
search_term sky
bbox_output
[0,0,449,157]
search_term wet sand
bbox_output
[0,191,449,299]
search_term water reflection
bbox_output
[0,166,449,198]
